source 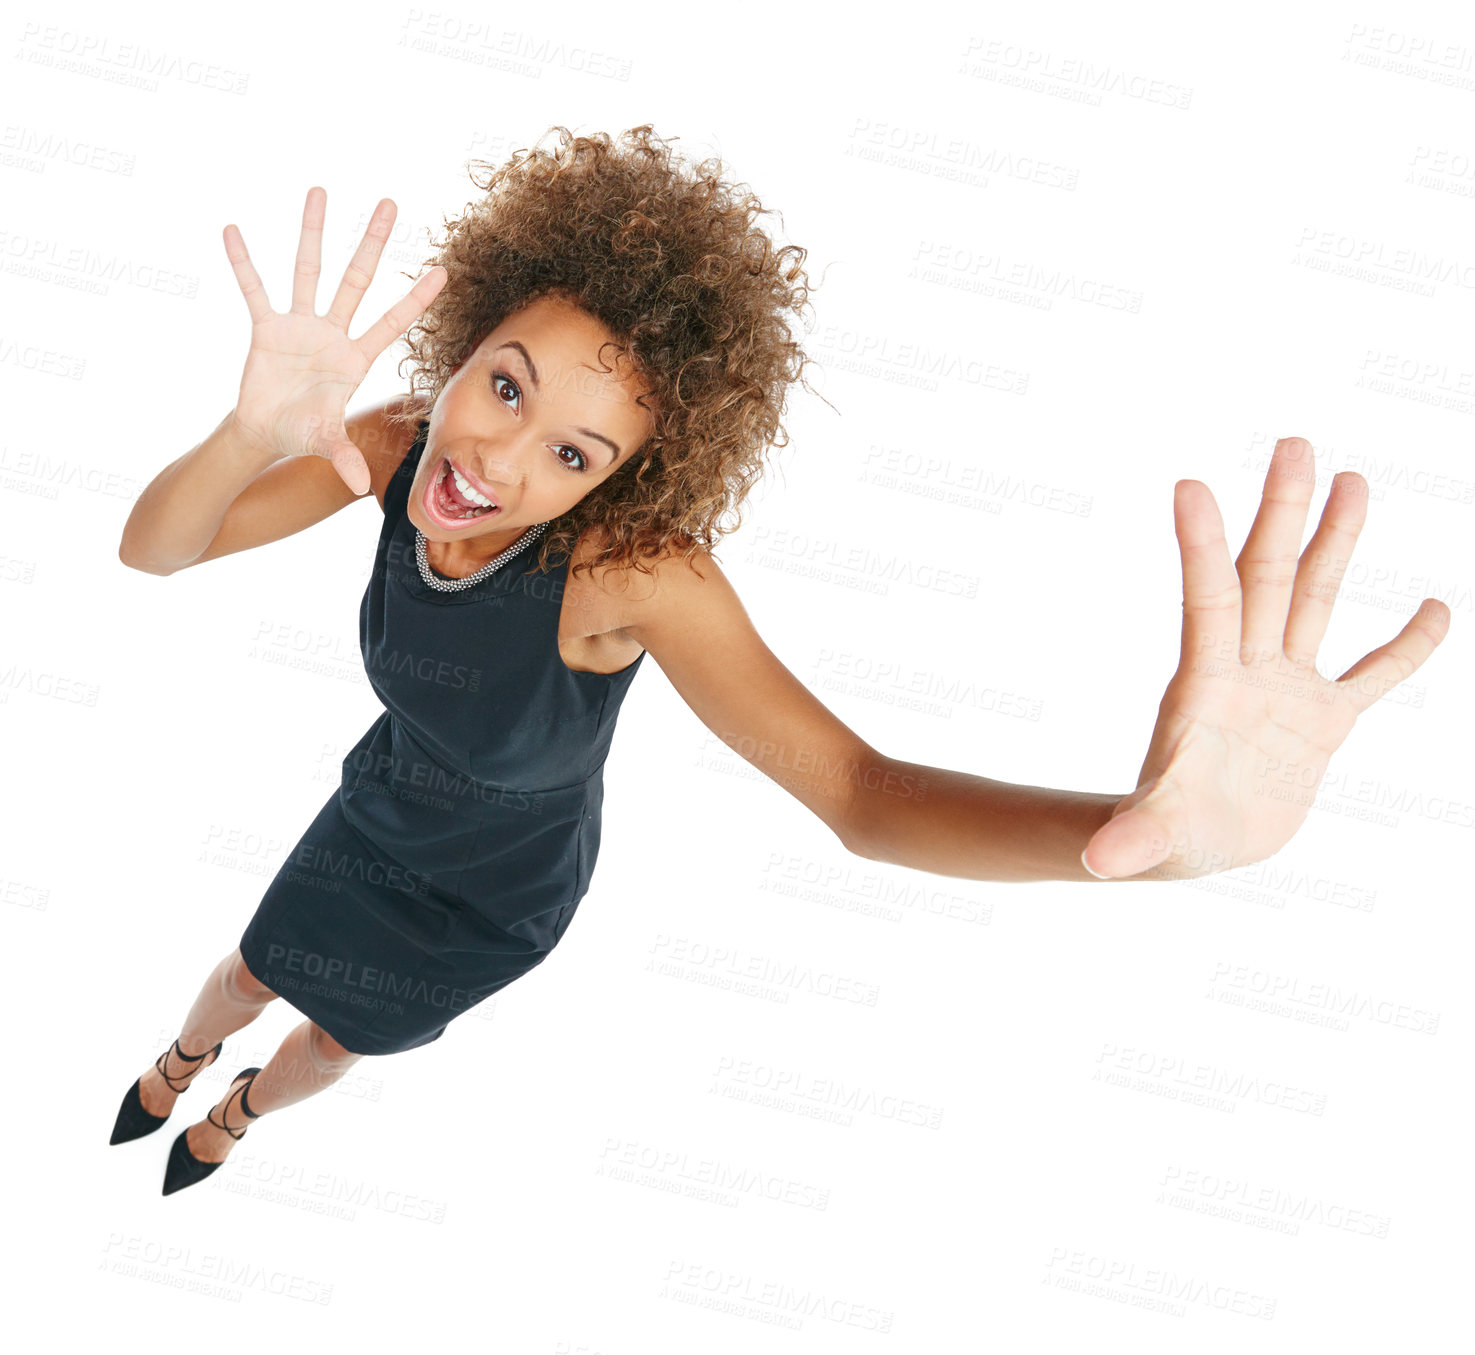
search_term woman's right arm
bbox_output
[117,400,412,576]
[118,410,296,574]
[119,183,445,575]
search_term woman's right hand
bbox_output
[223,186,447,495]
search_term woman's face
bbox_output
[407,293,656,558]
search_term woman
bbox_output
[110,126,1449,1196]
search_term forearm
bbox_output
[845,752,1135,883]
[118,408,278,575]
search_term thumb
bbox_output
[327,440,371,498]
[1081,778,1177,879]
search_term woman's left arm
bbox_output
[623,438,1449,885]
[620,556,1134,883]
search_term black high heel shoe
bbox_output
[162,1067,262,1196]
[109,1038,224,1145]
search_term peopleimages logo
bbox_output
[263,944,498,1015]
[287,839,432,896]
[345,748,545,815]
[364,645,482,692]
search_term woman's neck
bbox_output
[425,525,533,578]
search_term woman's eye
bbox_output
[492,372,587,473]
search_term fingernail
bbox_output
[1081,850,1110,880]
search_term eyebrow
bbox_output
[493,340,625,464]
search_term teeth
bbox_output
[450,464,495,509]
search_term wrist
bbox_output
[220,410,281,473]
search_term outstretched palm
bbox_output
[224,186,447,495]
[1081,437,1450,881]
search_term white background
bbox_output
[3,0,1471,1349]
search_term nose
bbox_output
[457,438,530,494]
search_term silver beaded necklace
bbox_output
[414,521,549,592]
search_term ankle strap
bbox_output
[155,1039,221,1093]
[207,1073,260,1140]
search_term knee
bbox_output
[305,1022,360,1069]
[226,949,277,1004]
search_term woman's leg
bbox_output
[185,1019,364,1164]
[138,946,279,1116]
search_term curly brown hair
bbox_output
[381,124,824,583]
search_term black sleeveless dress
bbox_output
[238,418,646,1055]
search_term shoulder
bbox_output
[606,535,741,650]
[562,525,726,647]
[571,525,718,607]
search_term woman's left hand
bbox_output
[1081,437,1450,881]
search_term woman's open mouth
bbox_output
[423,457,502,529]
